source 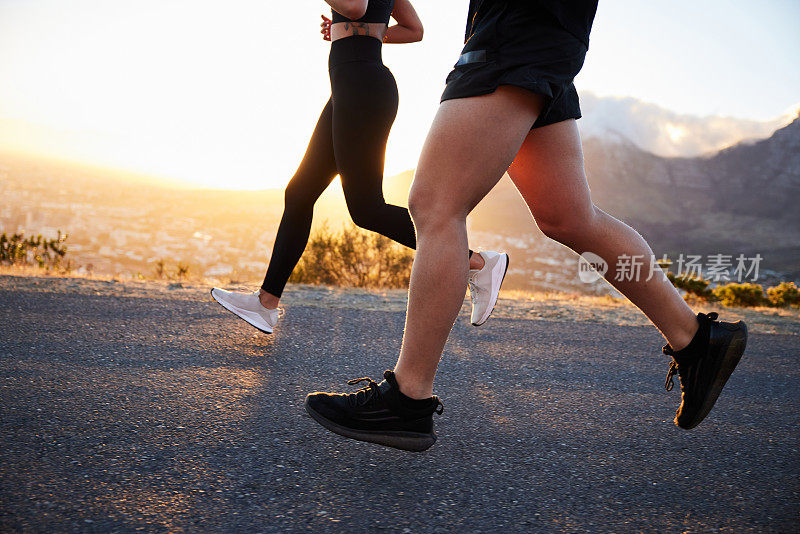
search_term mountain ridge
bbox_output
[2,115,797,289]
[462,115,800,279]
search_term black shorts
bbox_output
[441,1,588,129]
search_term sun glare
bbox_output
[1,1,798,190]
[665,123,688,143]
[0,0,458,191]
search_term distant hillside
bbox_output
[468,115,800,281]
[582,116,800,277]
[2,117,798,291]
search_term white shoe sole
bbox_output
[472,253,509,327]
[210,289,274,334]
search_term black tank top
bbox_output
[466,0,597,47]
[331,0,394,25]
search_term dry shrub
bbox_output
[289,224,413,289]
[0,231,68,269]
[712,282,766,307]
[766,282,800,308]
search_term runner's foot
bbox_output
[210,288,281,334]
[468,251,509,326]
[305,370,443,452]
[664,312,747,429]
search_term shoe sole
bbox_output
[209,289,274,334]
[304,398,436,452]
[679,321,747,430]
[472,253,510,327]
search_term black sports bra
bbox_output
[331,0,394,25]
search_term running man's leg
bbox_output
[260,99,339,307]
[393,86,545,399]
[506,120,699,349]
[508,119,746,429]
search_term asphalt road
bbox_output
[1,286,798,533]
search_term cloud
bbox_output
[577,92,800,157]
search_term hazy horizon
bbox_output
[3,113,798,288]
[2,99,797,192]
[1,0,799,190]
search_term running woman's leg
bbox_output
[331,61,486,270]
[260,99,339,307]
[393,86,545,399]
[506,119,699,350]
[331,61,417,249]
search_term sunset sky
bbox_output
[1,0,798,189]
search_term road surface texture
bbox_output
[1,282,798,532]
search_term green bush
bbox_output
[712,282,766,307]
[766,282,800,307]
[666,271,713,299]
[0,231,68,268]
[289,223,413,289]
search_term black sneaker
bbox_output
[304,370,443,452]
[664,312,747,429]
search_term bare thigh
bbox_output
[506,119,594,230]
[506,119,699,348]
[409,86,546,220]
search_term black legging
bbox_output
[262,37,469,298]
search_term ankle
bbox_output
[258,289,280,310]
[469,252,485,270]
[668,316,700,352]
[393,369,434,400]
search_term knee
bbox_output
[347,199,382,231]
[536,203,600,246]
[408,176,466,235]
[283,181,313,212]
[406,188,427,226]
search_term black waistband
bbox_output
[329,36,383,67]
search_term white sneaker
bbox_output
[468,251,509,326]
[210,288,281,334]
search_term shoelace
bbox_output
[345,376,445,414]
[663,312,718,391]
[664,360,678,391]
[346,376,381,407]
[468,280,478,303]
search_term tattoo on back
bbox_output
[343,22,371,37]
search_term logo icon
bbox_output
[578,252,608,283]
